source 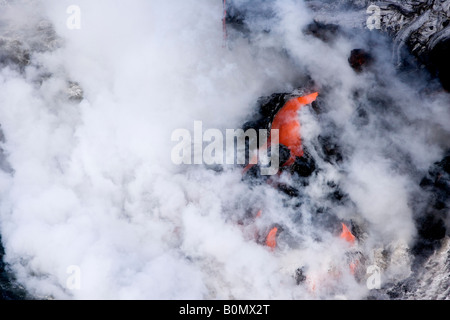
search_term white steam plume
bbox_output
[0,0,448,300]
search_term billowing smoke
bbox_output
[0,0,448,300]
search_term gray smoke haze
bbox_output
[0,0,448,299]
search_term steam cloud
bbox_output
[0,0,448,299]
